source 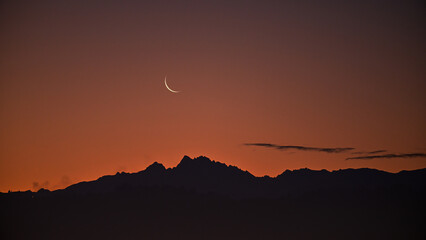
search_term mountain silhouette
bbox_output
[65,156,258,197]
[1,156,425,240]
[64,155,425,198]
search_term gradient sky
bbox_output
[1,0,425,192]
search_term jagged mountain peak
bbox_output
[177,155,214,167]
[175,156,251,176]
[144,161,166,173]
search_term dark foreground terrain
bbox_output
[1,156,425,239]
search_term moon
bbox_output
[164,76,180,93]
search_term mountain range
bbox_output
[62,155,426,198]
[1,156,425,240]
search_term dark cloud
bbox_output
[244,143,354,153]
[351,150,387,155]
[32,181,49,191]
[346,153,426,160]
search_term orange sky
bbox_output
[1,0,425,192]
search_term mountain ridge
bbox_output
[3,155,425,196]
[2,155,425,240]
[54,155,426,198]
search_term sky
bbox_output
[1,0,425,192]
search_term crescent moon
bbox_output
[164,76,180,93]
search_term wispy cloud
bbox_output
[351,150,387,155]
[244,143,354,153]
[32,181,49,191]
[346,153,426,160]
